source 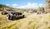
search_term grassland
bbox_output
[0,12,50,29]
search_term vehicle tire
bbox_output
[1,12,4,15]
[8,15,13,20]
[23,15,25,18]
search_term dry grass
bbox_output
[0,12,50,29]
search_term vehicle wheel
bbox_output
[23,15,25,18]
[1,12,4,15]
[8,15,13,20]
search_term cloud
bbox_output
[6,4,18,7]
[6,3,44,8]
[17,3,39,8]
[12,4,18,7]
[6,4,10,6]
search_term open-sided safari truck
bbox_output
[1,10,25,20]
[7,11,25,20]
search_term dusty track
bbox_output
[0,12,50,29]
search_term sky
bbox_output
[0,0,46,8]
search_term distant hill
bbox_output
[0,4,14,11]
[0,4,26,13]
[0,4,9,8]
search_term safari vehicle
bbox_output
[1,10,8,15]
[7,12,25,20]
[1,10,14,15]
[1,10,25,20]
